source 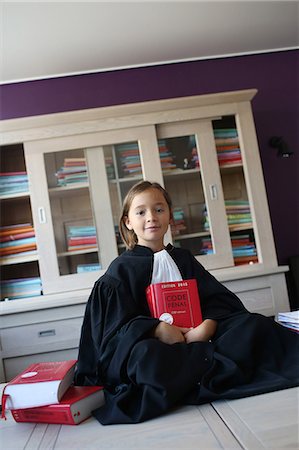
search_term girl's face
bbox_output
[125,188,171,252]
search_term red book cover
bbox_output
[1,360,77,417]
[10,385,105,425]
[146,279,202,328]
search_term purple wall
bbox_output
[1,50,298,265]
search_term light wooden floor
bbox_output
[1,387,298,449]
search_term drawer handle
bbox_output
[38,206,47,224]
[209,184,218,200]
[38,329,56,337]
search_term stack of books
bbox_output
[200,232,258,266]
[115,142,142,178]
[0,223,37,258]
[0,171,29,196]
[66,225,97,252]
[2,360,105,425]
[115,141,178,177]
[1,277,42,301]
[231,233,258,265]
[204,201,253,232]
[214,128,242,166]
[277,311,299,333]
[158,139,177,172]
[56,158,88,186]
[171,207,187,235]
[225,200,253,231]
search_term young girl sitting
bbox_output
[75,181,299,424]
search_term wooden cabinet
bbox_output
[0,89,290,381]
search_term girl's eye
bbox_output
[136,210,145,216]
[156,208,164,213]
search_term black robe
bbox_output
[74,244,299,424]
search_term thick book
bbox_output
[10,385,105,425]
[146,279,202,327]
[1,360,77,418]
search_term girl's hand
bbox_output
[184,319,217,344]
[154,321,190,345]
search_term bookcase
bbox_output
[0,89,290,381]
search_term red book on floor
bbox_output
[10,385,105,425]
[146,279,202,327]
[1,360,77,419]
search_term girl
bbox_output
[75,181,299,424]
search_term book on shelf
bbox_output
[146,279,202,328]
[213,128,242,166]
[115,142,143,178]
[77,263,101,273]
[0,172,29,196]
[203,200,253,232]
[0,224,37,258]
[1,277,42,301]
[66,225,97,251]
[55,158,88,186]
[1,360,77,418]
[10,385,105,425]
[171,207,187,235]
[0,230,35,242]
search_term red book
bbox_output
[1,360,77,418]
[146,279,202,327]
[10,385,105,425]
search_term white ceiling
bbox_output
[1,1,298,84]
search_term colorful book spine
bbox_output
[66,226,97,252]
[200,232,258,266]
[1,277,42,301]
[171,207,187,235]
[115,142,142,178]
[203,201,253,232]
[56,158,88,186]
[0,172,29,196]
[77,263,101,273]
[213,128,242,166]
[0,224,37,258]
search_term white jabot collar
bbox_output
[151,249,182,284]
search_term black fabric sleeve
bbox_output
[74,274,159,386]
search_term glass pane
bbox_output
[103,141,143,255]
[0,144,41,300]
[158,136,214,257]
[212,117,258,266]
[45,149,101,276]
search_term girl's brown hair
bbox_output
[119,180,172,249]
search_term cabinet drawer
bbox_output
[1,317,83,353]
[236,288,273,315]
[3,348,79,382]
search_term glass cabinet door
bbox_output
[157,117,260,270]
[212,116,259,267]
[156,120,234,270]
[44,149,102,276]
[24,126,159,294]
[101,140,144,255]
[25,144,115,295]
